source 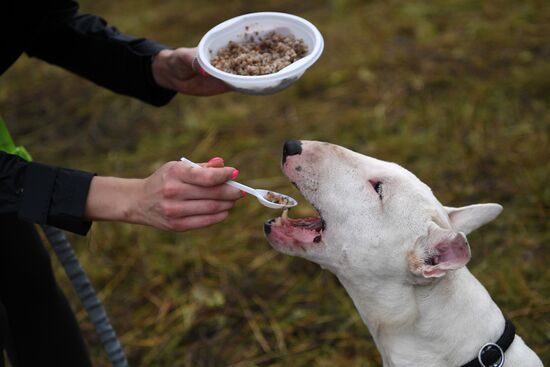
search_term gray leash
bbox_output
[42,225,129,367]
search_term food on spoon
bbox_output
[211,31,308,76]
[265,191,291,206]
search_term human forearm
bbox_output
[85,160,243,232]
[84,176,143,224]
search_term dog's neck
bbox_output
[335,267,505,366]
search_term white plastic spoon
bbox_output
[180,157,298,209]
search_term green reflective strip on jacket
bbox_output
[0,116,33,162]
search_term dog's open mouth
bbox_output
[264,209,325,250]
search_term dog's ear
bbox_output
[445,203,502,235]
[410,227,471,278]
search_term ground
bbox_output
[1,0,549,366]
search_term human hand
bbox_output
[151,47,230,96]
[85,157,244,232]
[135,157,242,231]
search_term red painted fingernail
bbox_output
[240,191,247,198]
[231,169,239,180]
[208,157,224,164]
[198,64,208,77]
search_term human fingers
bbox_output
[170,48,231,95]
[173,74,231,96]
[205,157,224,168]
[178,183,243,201]
[201,161,248,198]
[176,164,238,187]
[162,161,237,187]
[175,47,196,68]
[174,48,214,80]
[167,48,196,80]
[158,163,241,200]
[165,211,229,231]
[159,199,235,219]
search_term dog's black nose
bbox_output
[282,140,302,164]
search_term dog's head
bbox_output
[264,140,502,283]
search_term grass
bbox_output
[1,0,549,366]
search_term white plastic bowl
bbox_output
[197,12,324,95]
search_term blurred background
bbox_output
[1,0,549,366]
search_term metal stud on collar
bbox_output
[478,343,505,367]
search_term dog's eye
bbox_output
[370,180,383,199]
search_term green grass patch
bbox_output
[2,0,548,365]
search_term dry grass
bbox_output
[1,0,549,366]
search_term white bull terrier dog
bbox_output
[264,140,543,367]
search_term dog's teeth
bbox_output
[282,208,289,220]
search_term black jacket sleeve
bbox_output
[24,0,176,107]
[0,151,95,235]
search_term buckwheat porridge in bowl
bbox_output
[210,31,308,76]
[197,12,324,94]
